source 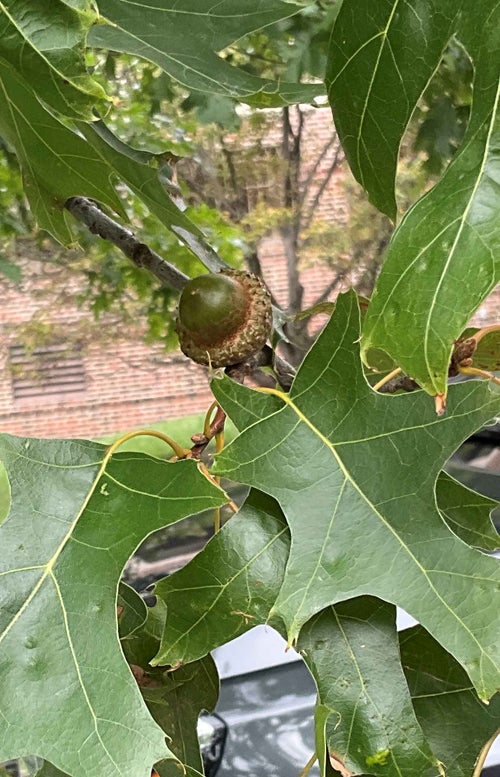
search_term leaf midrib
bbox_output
[0,1,90,103]
[0,450,108,647]
[157,524,289,661]
[423,77,500,391]
[273,392,492,688]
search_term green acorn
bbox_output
[176,269,272,367]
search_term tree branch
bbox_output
[65,196,190,291]
[299,143,345,236]
[298,134,339,207]
[310,272,346,306]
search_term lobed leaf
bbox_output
[437,471,500,551]
[212,291,500,699]
[153,489,289,667]
[401,625,500,777]
[326,0,460,219]
[298,599,440,777]
[79,122,209,247]
[89,0,322,107]
[143,657,219,777]
[120,597,217,777]
[0,1,107,119]
[0,59,124,243]
[356,2,500,395]
[117,581,148,639]
[153,443,500,772]
[0,435,226,777]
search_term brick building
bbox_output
[0,108,498,439]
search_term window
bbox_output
[9,343,86,401]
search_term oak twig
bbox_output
[65,196,190,291]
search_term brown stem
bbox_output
[65,197,189,291]
[190,403,227,460]
[299,143,344,236]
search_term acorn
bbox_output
[176,269,272,367]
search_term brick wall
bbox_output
[0,254,214,438]
[0,107,498,439]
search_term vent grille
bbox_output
[9,343,87,401]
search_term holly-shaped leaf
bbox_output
[153,489,289,667]
[0,60,124,243]
[0,1,107,119]
[0,435,226,777]
[88,0,322,107]
[212,291,500,700]
[401,625,500,777]
[298,599,440,777]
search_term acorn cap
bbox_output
[176,269,272,367]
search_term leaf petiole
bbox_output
[472,728,500,777]
[213,429,226,533]
[299,752,318,777]
[106,429,191,461]
[470,323,500,346]
[203,400,220,439]
[458,365,500,387]
[372,367,403,392]
[199,462,238,516]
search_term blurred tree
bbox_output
[0,1,472,357]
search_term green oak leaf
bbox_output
[0,1,107,119]
[117,581,148,639]
[120,592,217,777]
[60,1,95,12]
[326,0,461,219]
[0,59,124,243]
[360,3,500,395]
[121,596,167,670]
[88,0,322,107]
[0,435,226,777]
[144,657,219,777]
[401,625,500,777]
[153,489,290,667]
[34,763,69,777]
[212,290,500,700]
[437,471,500,551]
[0,256,21,283]
[152,462,499,773]
[298,599,440,777]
